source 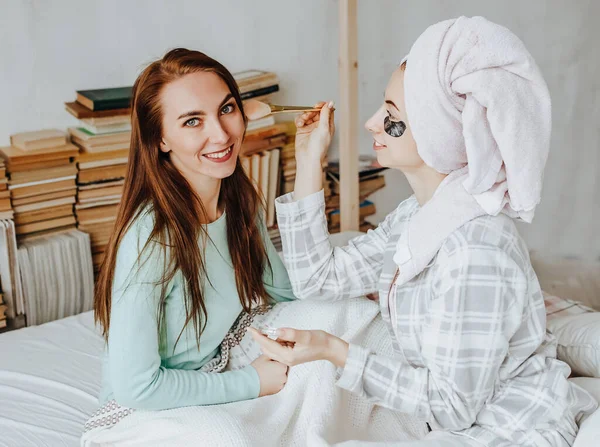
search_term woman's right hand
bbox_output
[251,354,288,397]
[294,101,335,163]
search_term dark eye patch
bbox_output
[384,115,406,137]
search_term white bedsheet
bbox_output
[1,291,599,446]
[0,312,103,447]
[81,298,427,446]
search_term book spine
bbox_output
[86,98,132,111]
[240,85,280,100]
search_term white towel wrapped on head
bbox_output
[394,16,551,284]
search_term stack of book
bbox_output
[0,159,11,220]
[235,69,281,138]
[239,123,286,239]
[0,284,6,330]
[249,122,332,250]
[1,130,79,239]
[233,70,286,249]
[281,124,333,198]
[278,131,331,198]
[17,229,94,326]
[326,156,387,233]
[0,211,93,330]
[65,87,131,274]
[279,132,298,197]
[236,69,282,142]
[0,219,25,331]
[235,70,279,104]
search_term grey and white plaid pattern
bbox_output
[275,190,597,447]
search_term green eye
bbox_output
[185,118,200,127]
[221,103,235,114]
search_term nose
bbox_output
[365,106,386,134]
[207,117,229,145]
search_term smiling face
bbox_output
[364,66,424,171]
[159,71,246,183]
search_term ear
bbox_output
[160,139,170,153]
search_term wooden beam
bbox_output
[338,0,359,231]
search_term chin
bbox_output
[221,164,238,179]
[209,157,239,179]
[374,152,391,168]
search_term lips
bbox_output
[202,145,234,163]
[372,139,386,151]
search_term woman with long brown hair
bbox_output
[93,48,294,411]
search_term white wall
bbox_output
[1,0,598,259]
[0,0,338,135]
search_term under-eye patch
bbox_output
[384,115,406,137]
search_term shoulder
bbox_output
[382,195,420,229]
[437,213,531,275]
[117,206,161,260]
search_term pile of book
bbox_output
[231,70,343,248]
[268,126,333,247]
[0,219,25,331]
[65,87,131,274]
[326,156,387,233]
[235,69,282,148]
[240,121,288,221]
[233,70,284,249]
[1,130,79,239]
[278,131,332,197]
[0,159,11,220]
[17,229,94,326]
[0,282,6,330]
[234,69,279,105]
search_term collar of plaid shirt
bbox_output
[392,167,487,287]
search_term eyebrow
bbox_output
[385,99,400,111]
[176,93,234,120]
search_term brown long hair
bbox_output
[94,48,271,346]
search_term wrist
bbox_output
[325,335,349,368]
[295,153,322,169]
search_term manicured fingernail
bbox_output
[328,101,334,109]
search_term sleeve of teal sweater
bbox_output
[107,217,260,411]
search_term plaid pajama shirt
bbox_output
[275,190,597,447]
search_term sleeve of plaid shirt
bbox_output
[275,189,398,301]
[336,240,528,430]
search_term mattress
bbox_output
[0,311,103,447]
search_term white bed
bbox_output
[1,237,599,446]
[0,312,103,447]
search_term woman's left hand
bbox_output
[247,327,349,368]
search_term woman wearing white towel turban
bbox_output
[251,16,598,446]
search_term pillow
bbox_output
[544,291,596,320]
[544,292,600,378]
[531,250,600,311]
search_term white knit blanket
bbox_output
[81,298,427,446]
